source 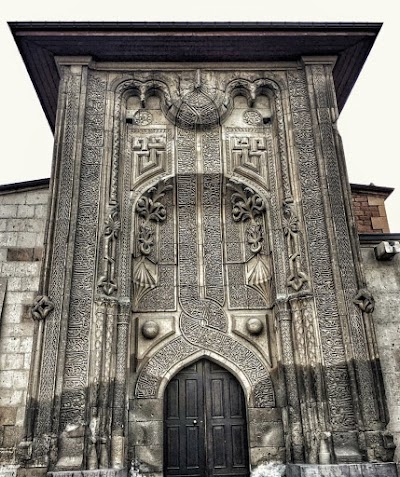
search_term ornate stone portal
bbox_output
[21,57,396,477]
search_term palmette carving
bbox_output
[227,179,272,305]
[132,179,172,307]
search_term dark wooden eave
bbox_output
[9,21,382,132]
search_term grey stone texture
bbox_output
[0,56,398,477]
[286,463,398,476]
[361,244,400,463]
[0,186,48,464]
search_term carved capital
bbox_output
[31,295,54,321]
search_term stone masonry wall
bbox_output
[0,184,48,464]
[351,184,392,234]
[361,244,400,463]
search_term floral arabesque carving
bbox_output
[227,179,271,304]
[283,198,308,291]
[98,205,121,295]
[132,179,172,307]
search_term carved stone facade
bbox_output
[2,22,398,477]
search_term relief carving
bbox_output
[132,134,166,179]
[353,288,375,314]
[227,179,272,305]
[283,198,308,291]
[135,124,275,406]
[231,136,266,173]
[98,205,120,296]
[31,295,54,321]
[132,179,173,308]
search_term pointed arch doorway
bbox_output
[164,359,250,477]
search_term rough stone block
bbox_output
[16,206,34,219]
[0,338,20,354]
[16,234,38,248]
[15,468,47,477]
[130,398,163,421]
[367,196,385,206]
[29,191,49,205]
[2,425,16,448]
[0,407,17,426]
[0,234,18,248]
[33,205,47,219]
[371,216,389,232]
[12,371,29,389]
[0,353,24,370]
[5,220,26,232]
[5,277,22,292]
[0,206,18,219]
[19,337,33,353]
[6,248,35,262]
[249,446,286,466]
[249,420,284,447]
[0,371,14,389]
[134,445,162,472]
[0,464,18,477]
[132,420,162,446]
[0,304,22,324]
[248,407,282,423]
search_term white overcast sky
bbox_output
[1,0,399,232]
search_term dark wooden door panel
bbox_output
[164,359,249,477]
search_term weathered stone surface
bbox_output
[286,463,398,476]
[0,32,398,476]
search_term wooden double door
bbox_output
[164,359,249,477]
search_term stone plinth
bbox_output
[48,470,126,477]
[286,463,398,477]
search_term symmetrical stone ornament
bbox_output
[19,52,395,477]
[31,295,54,321]
[353,288,375,313]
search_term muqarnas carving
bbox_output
[132,179,173,307]
[227,179,272,305]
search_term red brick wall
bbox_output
[351,185,391,234]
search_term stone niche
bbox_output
[20,58,396,477]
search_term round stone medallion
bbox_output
[243,109,263,126]
[141,320,160,339]
[134,109,153,126]
[246,317,264,335]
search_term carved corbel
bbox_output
[31,295,54,321]
[353,288,375,313]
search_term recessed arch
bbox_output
[163,358,250,477]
